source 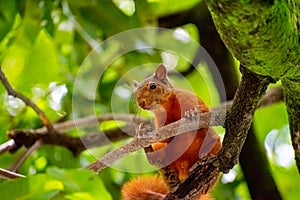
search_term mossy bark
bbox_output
[282,78,300,171]
[205,0,300,79]
[205,0,300,172]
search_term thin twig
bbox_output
[86,137,147,172]
[34,114,150,134]
[6,114,148,155]
[0,139,16,155]
[0,168,26,179]
[0,68,55,133]
[9,140,43,172]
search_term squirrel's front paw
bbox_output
[184,107,200,120]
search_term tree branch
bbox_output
[34,114,149,134]
[5,114,149,155]
[219,66,274,172]
[1,86,282,162]
[282,78,300,172]
[0,67,54,133]
[86,86,283,173]
[165,66,274,199]
[0,67,58,171]
[0,139,16,155]
[0,84,282,174]
[0,168,25,179]
[9,140,43,172]
[160,5,281,198]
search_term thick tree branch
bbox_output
[219,66,274,172]
[204,0,300,171]
[282,78,300,172]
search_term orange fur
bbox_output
[122,176,213,200]
[122,64,221,199]
[122,176,168,200]
[151,89,221,180]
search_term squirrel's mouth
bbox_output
[138,101,148,110]
[139,101,157,110]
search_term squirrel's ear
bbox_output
[155,64,167,80]
[133,80,139,87]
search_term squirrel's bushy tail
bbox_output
[122,176,168,200]
[121,176,212,200]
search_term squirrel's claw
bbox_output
[184,107,200,120]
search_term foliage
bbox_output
[0,0,299,200]
[0,167,112,200]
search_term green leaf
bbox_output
[16,0,43,47]
[254,102,289,142]
[0,0,16,41]
[149,0,202,17]
[47,168,112,200]
[2,29,63,94]
[66,0,142,37]
[0,168,112,200]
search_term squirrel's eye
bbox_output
[149,82,157,90]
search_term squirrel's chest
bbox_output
[154,101,183,128]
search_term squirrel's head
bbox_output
[133,64,174,110]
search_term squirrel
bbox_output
[122,64,222,200]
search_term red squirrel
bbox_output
[122,64,221,200]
